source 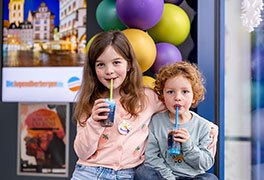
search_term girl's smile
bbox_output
[95,45,129,94]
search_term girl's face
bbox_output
[95,45,129,92]
[163,75,194,120]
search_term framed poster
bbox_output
[17,103,69,177]
[1,0,87,102]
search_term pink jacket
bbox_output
[74,88,164,170]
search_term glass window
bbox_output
[225,0,264,179]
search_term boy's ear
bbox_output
[192,99,196,106]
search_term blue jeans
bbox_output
[71,164,135,180]
[134,164,218,180]
[178,173,218,180]
[134,165,164,180]
[177,173,218,180]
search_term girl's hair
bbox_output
[154,61,206,108]
[74,30,146,126]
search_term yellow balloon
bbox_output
[85,34,98,53]
[148,4,190,46]
[123,29,156,72]
[142,76,156,89]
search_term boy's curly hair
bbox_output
[154,61,206,108]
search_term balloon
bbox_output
[151,42,182,73]
[164,0,184,5]
[85,34,98,53]
[96,0,126,31]
[116,0,164,30]
[142,76,156,89]
[123,29,156,72]
[148,4,190,46]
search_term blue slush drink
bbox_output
[100,99,116,127]
[168,130,181,155]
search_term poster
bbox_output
[17,103,69,177]
[2,0,87,67]
[2,0,87,102]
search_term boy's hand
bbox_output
[174,128,190,143]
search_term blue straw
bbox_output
[174,106,178,130]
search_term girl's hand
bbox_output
[91,99,110,122]
[174,128,190,143]
[208,122,219,156]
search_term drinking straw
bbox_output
[109,79,113,100]
[174,106,178,130]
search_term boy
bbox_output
[135,61,218,180]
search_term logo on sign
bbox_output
[67,77,81,92]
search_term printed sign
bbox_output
[17,103,69,177]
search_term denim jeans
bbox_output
[134,165,164,180]
[178,173,218,180]
[71,164,135,180]
[134,164,218,180]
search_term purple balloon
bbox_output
[151,42,182,73]
[164,0,184,5]
[116,0,164,30]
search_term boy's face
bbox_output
[163,75,194,117]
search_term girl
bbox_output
[71,30,218,180]
[71,30,164,179]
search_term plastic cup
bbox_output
[168,130,181,155]
[100,99,116,127]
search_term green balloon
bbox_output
[96,0,126,31]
